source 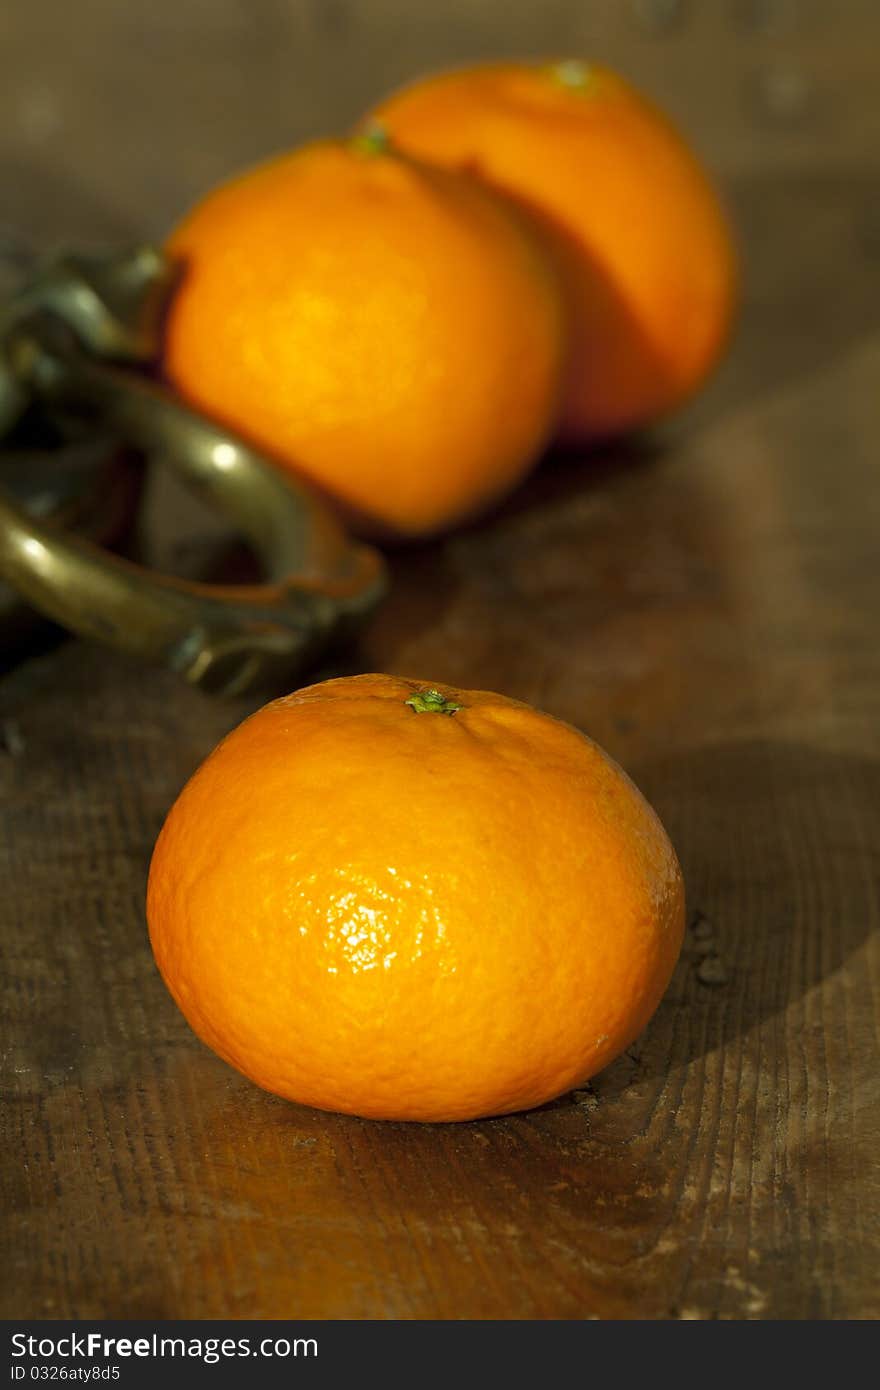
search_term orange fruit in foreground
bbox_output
[163,134,565,539]
[373,60,737,441]
[147,674,685,1122]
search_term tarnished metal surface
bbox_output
[0,248,385,694]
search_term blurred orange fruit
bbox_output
[373,60,737,440]
[147,673,685,1122]
[163,133,565,539]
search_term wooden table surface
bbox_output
[2,2,879,1322]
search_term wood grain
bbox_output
[2,0,879,1320]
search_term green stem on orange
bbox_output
[547,59,594,92]
[351,119,392,157]
[405,689,463,716]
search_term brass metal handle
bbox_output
[0,248,386,695]
[0,439,142,660]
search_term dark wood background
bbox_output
[2,0,878,1319]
